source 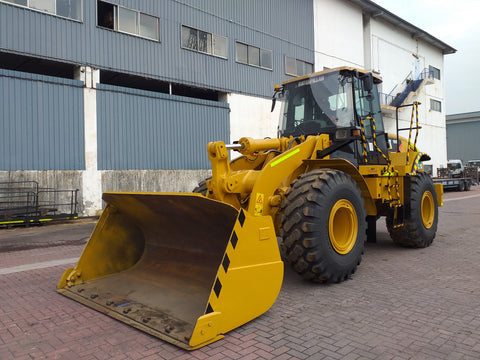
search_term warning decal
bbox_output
[254,193,264,216]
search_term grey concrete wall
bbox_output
[100,170,211,193]
[0,170,85,215]
[0,169,212,217]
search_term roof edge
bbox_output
[347,0,456,55]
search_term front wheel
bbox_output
[387,172,438,248]
[279,169,366,283]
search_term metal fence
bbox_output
[0,181,78,226]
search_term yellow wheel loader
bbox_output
[58,67,443,350]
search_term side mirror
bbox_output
[271,85,284,112]
[359,73,373,92]
[271,98,277,112]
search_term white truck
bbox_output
[433,160,476,191]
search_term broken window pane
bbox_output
[97,1,115,29]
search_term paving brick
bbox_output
[275,354,295,360]
[286,348,310,359]
[219,349,244,359]
[1,191,480,359]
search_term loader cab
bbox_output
[277,67,388,165]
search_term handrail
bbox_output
[379,92,395,106]
[387,71,412,98]
[383,68,434,107]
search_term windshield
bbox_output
[447,162,461,170]
[352,75,384,136]
[280,72,355,137]
[279,70,384,138]
[277,69,388,165]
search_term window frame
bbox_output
[0,0,83,22]
[285,56,313,77]
[97,0,160,42]
[429,65,441,80]
[181,25,228,59]
[139,12,159,40]
[430,98,442,112]
[234,41,273,70]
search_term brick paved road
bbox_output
[1,187,480,359]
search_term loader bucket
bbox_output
[57,192,283,350]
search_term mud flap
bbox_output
[57,192,283,350]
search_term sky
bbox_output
[372,0,480,115]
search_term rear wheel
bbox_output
[279,169,366,283]
[387,172,438,248]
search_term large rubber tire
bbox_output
[279,169,366,283]
[193,178,210,196]
[387,172,438,248]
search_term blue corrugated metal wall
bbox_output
[0,69,85,170]
[447,121,480,162]
[96,84,229,170]
[0,0,314,98]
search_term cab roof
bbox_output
[282,66,382,86]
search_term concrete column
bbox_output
[79,66,102,216]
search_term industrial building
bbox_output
[0,0,455,216]
[446,111,480,163]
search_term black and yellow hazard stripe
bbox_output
[411,152,424,176]
[413,101,420,152]
[406,101,421,164]
[204,209,245,315]
[360,117,368,163]
[368,116,390,167]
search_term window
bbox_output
[248,46,260,67]
[235,42,248,63]
[261,48,273,70]
[430,99,442,112]
[429,65,441,80]
[30,0,54,13]
[4,0,27,5]
[285,56,313,76]
[1,0,82,20]
[235,42,272,70]
[181,26,227,59]
[139,13,158,40]
[97,1,159,41]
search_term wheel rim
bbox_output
[421,191,435,229]
[329,199,358,254]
